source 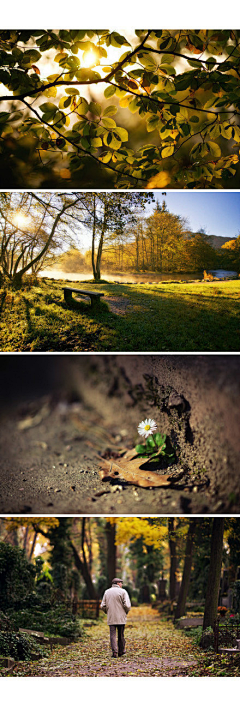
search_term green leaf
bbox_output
[146,436,156,449]
[104,85,116,98]
[146,115,160,132]
[81,137,90,150]
[206,141,221,157]
[89,101,102,116]
[90,137,102,148]
[39,102,57,114]
[100,152,112,163]
[162,144,175,158]
[135,444,147,454]
[59,96,71,109]
[103,105,118,116]
[65,88,80,95]
[114,126,128,142]
[155,433,166,446]
[102,116,116,129]
[128,97,139,113]
[110,32,130,48]
[76,97,89,115]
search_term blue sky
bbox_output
[151,191,240,239]
[79,191,240,251]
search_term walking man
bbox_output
[101,578,131,658]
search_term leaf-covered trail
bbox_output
[15,606,202,677]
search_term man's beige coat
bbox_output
[101,584,131,625]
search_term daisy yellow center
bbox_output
[144,424,151,431]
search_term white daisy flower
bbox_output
[137,418,157,439]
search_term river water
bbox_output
[40,268,239,283]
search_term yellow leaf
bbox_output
[54,52,68,63]
[147,171,170,188]
[59,168,71,179]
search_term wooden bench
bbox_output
[63,287,105,308]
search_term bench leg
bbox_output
[90,296,101,309]
[64,289,73,305]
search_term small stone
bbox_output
[54,488,61,493]
[193,486,198,493]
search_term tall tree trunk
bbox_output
[70,519,97,599]
[91,193,97,280]
[29,530,38,560]
[202,518,225,630]
[95,204,107,281]
[106,521,116,584]
[168,518,178,602]
[175,520,197,620]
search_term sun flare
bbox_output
[81,49,98,68]
[13,212,31,230]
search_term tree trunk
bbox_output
[175,520,197,620]
[95,204,107,281]
[29,530,38,560]
[202,518,225,630]
[91,193,97,280]
[168,518,178,602]
[70,524,97,600]
[106,521,116,584]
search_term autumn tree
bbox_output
[0,192,86,287]
[144,201,188,272]
[202,518,225,630]
[183,231,218,271]
[174,520,198,619]
[0,30,240,189]
[221,235,240,271]
[86,192,154,281]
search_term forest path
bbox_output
[15,606,202,677]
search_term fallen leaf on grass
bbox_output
[98,450,171,488]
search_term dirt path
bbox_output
[13,607,201,677]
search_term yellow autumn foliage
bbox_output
[147,171,170,188]
[116,517,167,549]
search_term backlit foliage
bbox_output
[0,30,240,187]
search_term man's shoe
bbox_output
[118,651,126,656]
[112,653,118,658]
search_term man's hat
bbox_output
[112,577,123,584]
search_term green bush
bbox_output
[0,631,48,661]
[10,606,82,640]
[0,543,35,611]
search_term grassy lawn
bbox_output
[1,277,240,352]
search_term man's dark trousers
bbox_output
[109,624,126,656]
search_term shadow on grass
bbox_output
[4,281,240,352]
[22,294,117,351]
[0,291,7,315]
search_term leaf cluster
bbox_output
[0,30,240,187]
[135,433,176,463]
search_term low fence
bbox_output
[76,600,100,619]
[213,619,240,652]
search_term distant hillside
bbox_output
[192,233,236,249]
